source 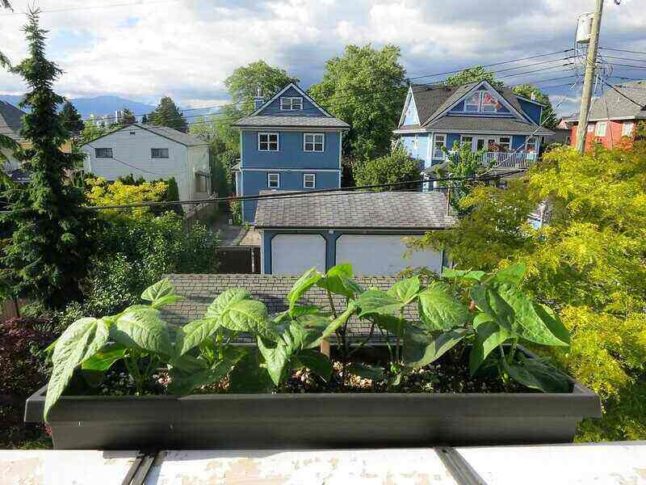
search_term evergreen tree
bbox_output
[120,107,136,126]
[1,10,95,309]
[59,100,84,134]
[141,113,148,124]
[149,96,187,132]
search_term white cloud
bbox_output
[0,0,644,113]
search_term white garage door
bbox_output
[336,235,442,276]
[271,234,326,275]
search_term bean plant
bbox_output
[43,263,572,420]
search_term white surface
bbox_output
[336,234,443,275]
[458,442,646,485]
[271,233,326,275]
[0,450,138,485]
[81,125,210,202]
[145,449,457,485]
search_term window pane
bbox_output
[95,148,113,158]
[465,93,480,112]
[595,122,607,136]
[481,92,499,112]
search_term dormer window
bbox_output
[463,91,503,113]
[280,97,303,111]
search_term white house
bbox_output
[81,123,211,203]
[0,100,26,175]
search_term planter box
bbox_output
[25,381,601,450]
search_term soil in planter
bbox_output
[67,343,538,397]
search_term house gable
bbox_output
[254,83,332,119]
[399,87,420,127]
[446,83,514,117]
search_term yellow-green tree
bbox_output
[85,177,168,219]
[414,144,646,441]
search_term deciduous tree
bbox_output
[445,66,504,89]
[352,146,420,189]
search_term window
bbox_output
[258,133,279,151]
[460,136,473,149]
[267,173,280,189]
[129,131,136,135]
[95,148,113,158]
[622,121,634,137]
[433,134,446,159]
[481,92,500,112]
[465,93,480,112]
[195,173,209,193]
[280,97,303,110]
[498,136,512,151]
[526,137,538,152]
[304,133,324,152]
[151,148,169,158]
[303,173,316,189]
[587,123,595,133]
[595,121,607,137]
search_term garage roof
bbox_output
[254,191,456,230]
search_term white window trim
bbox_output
[280,96,303,111]
[587,123,595,133]
[433,134,447,159]
[258,132,279,151]
[622,121,634,137]
[462,90,503,114]
[595,121,607,137]
[525,136,538,152]
[267,172,280,189]
[303,173,316,189]
[303,133,325,152]
[151,148,169,159]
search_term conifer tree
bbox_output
[59,100,84,134]
[1,10,95,309]
[120,107,136,126]
[149,96,187,132]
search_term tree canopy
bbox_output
[352,146,421,189]
[309,44,407,161]
[1,10,95,309]
[59,100,84,134]
[445,66,504,89]
[149,96,188,132]
[119,107,136,126]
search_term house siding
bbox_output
[517,99,543,125]
[257,86,324,117]
[569,120,636,151]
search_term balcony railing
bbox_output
[481,151,536,169]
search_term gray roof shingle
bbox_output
[424,116,553,135]
[138,124,208,146]
[162,274,419,339]
[0,100,26,141]
[254,191,455,229]
[233,115,350,129]
[587,81,646,121]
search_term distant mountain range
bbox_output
[0,94,218,122]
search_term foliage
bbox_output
[229,199,242,225]
[445,66,504,89]
[416,144,646,440]
[59,101,84,134]
[0,11,96,309]
[85,176,168,218]
[43,264,572,418]
[512,84,557,129]
[224,60,298,115]
[189,117,234,196]
[149,96,187,133]
[309,44,407,161]
[119,108,136,126]
[352,146,421,189]
[165,177,183,215]
[79,122,111,146]
[0,317,57,447]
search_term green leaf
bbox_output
[469,322,511,375]
[371,314,406,335]
[472,312,495,329]
[316,304,357,344]
[176,318,220,356]
[346,362,384,381]
[228,349,274,393]
[257,337,290,386]
[81,343,127,371]
[470,285,514,331]
[442,268,486,281]
[489,262,526,287]
[45,318,109,419]
[287,268,322,313]
[387,276,421,304]
[206,289,275,339]
[141,278,176,304]
[506,356,571,393]
[168,357,238,394]
[497,285,570,346]
[418,282,470,331]
[150,294,183,309]
[170,353,210,373]
[317,263,363,298]
[111,306,173,356]
[356,289,403,317]
[403,326,467,368]
[297,349,333,381]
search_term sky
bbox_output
[1,0,645,116]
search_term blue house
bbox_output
[394,80,553,173]
[232,83,350,222]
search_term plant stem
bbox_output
[348,322,375,358]
[507,340,518,365]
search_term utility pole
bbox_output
[575,0,604,153]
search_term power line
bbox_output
[599,79,644,107]
[600,46,646,56]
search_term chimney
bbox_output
[253,86,264,110]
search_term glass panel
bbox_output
[465,93,480,112]
[481,92,500,112]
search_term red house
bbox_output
[566,81,645,151]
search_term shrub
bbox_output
[352,146,421,189]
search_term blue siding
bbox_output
[242,131,341,170]
[512,135,527,150]
[242,170,340,221]
[446,133,461,151]
[257,86,325,117]
[402,93,420,125]
[517,98,543,125]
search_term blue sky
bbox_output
[1,0,645,116]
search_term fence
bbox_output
[215,246,261,274]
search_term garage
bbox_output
[270,234,326,275]
[336,234,443,276]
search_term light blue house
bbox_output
[232,83,350,222]
[394,80,553,174]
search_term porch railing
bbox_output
[481,151,536,169]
